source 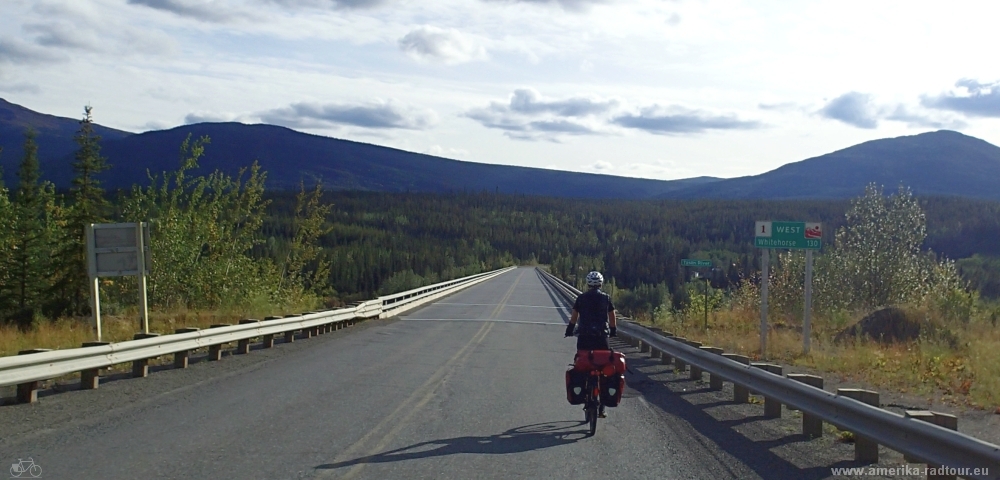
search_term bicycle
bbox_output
[581,368,604,436]
[10,458,42,478]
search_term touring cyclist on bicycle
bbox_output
[564,270,617,417]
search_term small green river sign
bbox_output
[754,221,822,250]
[680,259,712,267]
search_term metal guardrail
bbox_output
[0,266,517,393]
[536,267,1000,480]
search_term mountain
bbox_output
[660,130,1000,200]
[90,122,718,198]
[0,98,132,183]
[3,98,1000,200]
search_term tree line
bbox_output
[3,107,1000,330]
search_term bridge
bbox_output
[1,267,997,479]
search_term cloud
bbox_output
[127,0,247,22]
[0,82,42,94]
[508,88,617,116]
[185,111,238,124]
[464,88,613,140]
[818,92,879,129]
[885,105,966,130]
[758,101,799,112]
[922,79,1000,118]
[612,106,761,134]
[0,37,67,64]
[398,27,487,65]
[23,23,101,51]
[257,100,437,130]
[592,161,612,171]
[483,0,610,12]
[263,0,392,10]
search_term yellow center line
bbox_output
[320,269,524,479]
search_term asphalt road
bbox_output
[0,267,866,479]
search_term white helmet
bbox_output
[586,271,604,287]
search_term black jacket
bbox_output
[574,288,615,336]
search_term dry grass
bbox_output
[646,306,1000,410]
[0,303,315,358]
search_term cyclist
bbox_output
[564,270,617,417]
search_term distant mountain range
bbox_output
[3,97,1000,200]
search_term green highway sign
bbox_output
[754,221,822,250]
[680,259,713,267]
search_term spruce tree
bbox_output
[51,106,111,316]
[4,130,53,327]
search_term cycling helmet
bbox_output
[586,271,604,287]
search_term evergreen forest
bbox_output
[3,107,1000,330]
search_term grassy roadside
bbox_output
[641,307,1000,411]
[0,303,316,358]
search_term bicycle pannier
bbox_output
[600,373,625,407]
[565,369,588,405]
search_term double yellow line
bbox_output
[325,269,525,479]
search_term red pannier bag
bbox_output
[565,369,588,405]
[573,350,626,376]
[571,349,626,407]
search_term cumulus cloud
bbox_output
[818,92,879,129]
[398,26,487,65]
[592,161,612,171]
[612,106,761,134]
[816,90,964,130]
[257,100,437,130]
[922,79,1000,118]
[466,89,760,141]
[464,88,614,140]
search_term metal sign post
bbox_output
[755,221,821,356]
[681,259,713,329]
[85,222,152,341]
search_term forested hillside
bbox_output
[262,191,1000,310]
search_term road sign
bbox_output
[680,259,712,267]
[754,221,822,250]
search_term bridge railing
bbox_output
[0,266,517,403]
[537,267,1000,480]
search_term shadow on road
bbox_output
[534,269,571,323]
[315,421,587,471]
[617,339,864,480]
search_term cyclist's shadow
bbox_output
[315,421,587,471]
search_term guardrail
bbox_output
[1,266,517,404]
[537,267,1000,480]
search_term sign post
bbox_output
[86,222,152,341]
[681,259,712,329]
[754,221,821,357]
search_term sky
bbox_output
[2,0,1000,181]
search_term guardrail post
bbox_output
[722,353,750,402]
[639,338,651,354]
[759,364,783,418]
[16,349,52,403]
[838,389,879,462]
[904,410,959,479]
[673,337,689,372]
[173,328,199,368]
[208,324,231,360]
[685,340,704,380]
[788,374,824,437]
[659,335,676,365]
[699,347,724,389]
[236,319,260,354]
[132,333,161,377]
[80,342,110,389]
